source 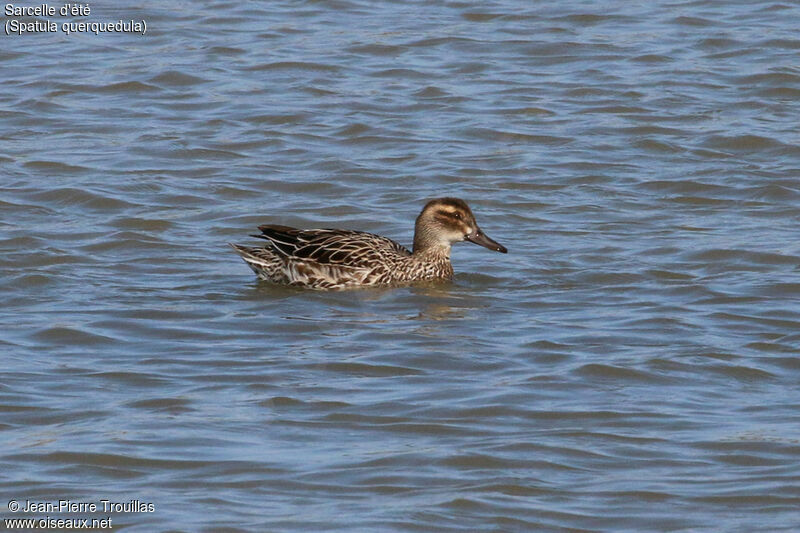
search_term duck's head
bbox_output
[413,198,507,255]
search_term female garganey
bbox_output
[231,198,507,290]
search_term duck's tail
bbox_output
[229,243,283,281]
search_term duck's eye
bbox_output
[453,213,462,220]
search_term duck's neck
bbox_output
[412,220,452,257]
[412,242,451,261]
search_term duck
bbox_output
[230,197,507,290]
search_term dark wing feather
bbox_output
[256,225,410,268]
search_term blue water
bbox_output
[2,1,800,531]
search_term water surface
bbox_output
[2,1,800,531]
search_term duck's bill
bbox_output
[466,228,508,253]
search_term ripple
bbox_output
[573,364,666,383]
[27,187,135,211]
[346,43,405,56]
[462,127,571,145]
[686,248,799,266]
[702,134,798,155]
[14,451,217,470]
[31,327,116,346]
[149,70,209,86]
[245,61,340,72]
[672,16,715,27]
[127,397,194,414]
[95,81,161,93]
[314,362,424,377]
[22,160,90,173]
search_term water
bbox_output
[2,0,800,531]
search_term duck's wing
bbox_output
[255,225,411,268]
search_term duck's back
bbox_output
[260,225,410,266]
[234,225,414,289]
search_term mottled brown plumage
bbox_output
[231,198,507,290]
